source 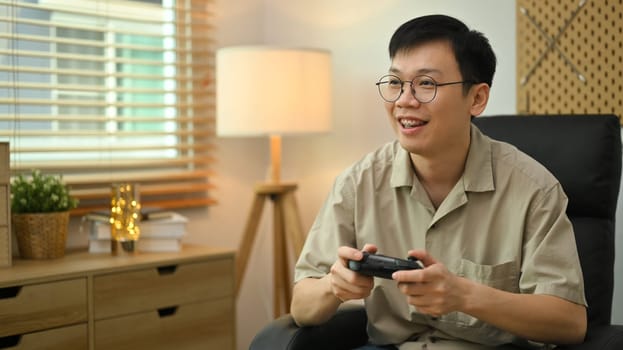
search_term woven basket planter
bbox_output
[12,211,70,259]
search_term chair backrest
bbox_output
[473,115,622,327]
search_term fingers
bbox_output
[362,243,378,254]
[337,245,363,262]
[392,254,463,317]
[394,272,444,317]
[407,249,437,267]
[331,244,378,302]
[329,258,374,301]
[336,243,378,264]
[392,250,435,282]
[398,278,457,318]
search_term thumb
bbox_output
[362,243,378,254]
[407,249,437,267]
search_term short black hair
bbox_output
[388,14,496,90]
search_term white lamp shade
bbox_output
[216,46,332,136]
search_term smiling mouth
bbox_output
[399,118,427,129]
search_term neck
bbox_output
[410,135,471,208]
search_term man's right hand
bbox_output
[329,243,378,302]
[291,243,378,326]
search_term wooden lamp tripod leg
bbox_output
[273,190,305,316]
[235,193,266,297]
[282,191,305,257]
[236,184,306,318]
[273,194,287,317]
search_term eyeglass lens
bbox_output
[376,75,437,103]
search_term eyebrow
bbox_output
[388,67,443,76]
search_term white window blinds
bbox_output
[0,0,215,215]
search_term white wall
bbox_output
[67,1,622,349]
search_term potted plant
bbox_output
[11,170,78,259]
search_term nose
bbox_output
[395,81,420,106]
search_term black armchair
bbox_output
[250,115,623,350]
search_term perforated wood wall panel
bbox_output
[516,0,623,122]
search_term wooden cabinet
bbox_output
[0,245,235,350]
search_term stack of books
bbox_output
[85,211,188,253]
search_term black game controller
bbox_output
[347,251,422,279]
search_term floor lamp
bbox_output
[216,46,332,317]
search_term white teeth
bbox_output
[400,119,423,128]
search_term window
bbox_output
[0,0,215,214]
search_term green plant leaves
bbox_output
[10,170,79,213]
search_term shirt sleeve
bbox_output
[294,170,358,283]
[519,182,587,306]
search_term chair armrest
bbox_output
[249,303,368,350]
[558,324,623,350]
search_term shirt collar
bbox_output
[390,141,414,188]
[389,124,494,193]
[463,124,494,192]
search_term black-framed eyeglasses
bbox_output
[375,74,475,103]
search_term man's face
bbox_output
[383,40,475,158]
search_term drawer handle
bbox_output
[158,306,178,318]
[0,286,21,300]
[157,265,178,275]
[0,335,21,348]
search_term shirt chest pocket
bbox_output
[455,258,520,292]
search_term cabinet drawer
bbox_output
[0,279,87,337]
[93,258,233,319]
[0,324,87,350]
[94,297,234,350]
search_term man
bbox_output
[291,15,587,349]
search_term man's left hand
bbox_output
[392,249,467,317]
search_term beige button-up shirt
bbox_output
[295,125,586,348]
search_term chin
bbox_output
[397,137,422,155]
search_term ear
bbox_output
[469,83,490,117]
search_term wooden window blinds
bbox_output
[0,0,216,215]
